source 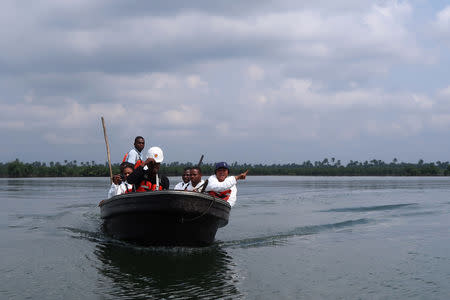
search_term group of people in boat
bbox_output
[107,136,248,207]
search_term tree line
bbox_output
[1,158,450,178]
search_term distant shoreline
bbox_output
[1,159,449,178]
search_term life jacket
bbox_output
[136,174,162,192]
[134,160,144,169]
[122,183,135,194]
[136,181,163,192]
[208,189,232,201]
[122,151,143,168]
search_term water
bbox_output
[1,176,449,299]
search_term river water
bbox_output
[1,176,449,299]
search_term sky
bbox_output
[2,0,450,165]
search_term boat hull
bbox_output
[99,190,231,246]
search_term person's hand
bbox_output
[144,157,156,166]
[112,174,122,185]
[235,170,249,180]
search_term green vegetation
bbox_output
[1,158,450,177]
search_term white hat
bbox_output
[146,146,164,163]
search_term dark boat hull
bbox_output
[99,190,231,247]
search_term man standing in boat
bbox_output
[186,167,205,191]
[173,167,191,190]
[205,162,248,207]
[126,146,170,191]
[122,136,145,166]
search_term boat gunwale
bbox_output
[99,190,231,209]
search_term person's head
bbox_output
[190,167,202,186]
[182,167,191,183]
[134,136,145,152]
[214,162,229,182]
[146,147,164,175]
[119,162,134,181]
[122,166,134,181]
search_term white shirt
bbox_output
[107,182,134,198]
[174,181,189,190]
[186,180,205,191]
[205,175,237,207]
[125,148,143,165]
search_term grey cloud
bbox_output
[1,1,450,164]
[2,1,416,78]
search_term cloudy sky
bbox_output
[2,0,450,165]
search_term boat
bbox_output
[99,190,231,247]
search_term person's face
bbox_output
[215,168,229,182]
[150,163,160,175]
[134,138,145,152]
[182,170,191,183]
[190,169,202,186]
[122,167,133,181]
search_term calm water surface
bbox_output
[1,176,449,299]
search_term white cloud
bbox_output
[43,132,90,145]
[247,65,265,81]
[430,113,450,128]
[411,94,433,110]
[161,106,202,126]
[186,75,208,89]
[256,95,268,104]
[434,5,450,32]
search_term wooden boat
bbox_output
[99,190,231,247]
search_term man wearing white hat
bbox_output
[126,146,170,191]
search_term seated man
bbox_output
[107,162,135,198]
[173,167,191,190]
[205,162,248,207]
[126,146,170,191]
[122,136,145,166]
[186,167,205,191]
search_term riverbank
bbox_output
[1,159,449,177]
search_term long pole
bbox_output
[101,116,113,183]
[197,154,204,167]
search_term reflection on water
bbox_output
[95,242,242,299]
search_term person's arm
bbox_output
[228,186,237,207]
[107,183,119,198]
[116,182,131,195]
[205,170,249,192]
[205,175,237,192]
[235,170,249,180]
[161,175,170,190]
[126,150,138,164]
[126,166,145,185]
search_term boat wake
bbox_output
[321,203,417,213]
[221,218,371,249]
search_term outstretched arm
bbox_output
[206,170,249,192]
[235,170,249,181]
[126,166,144,185]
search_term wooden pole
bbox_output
[197,154,204,167]
[101,116,113,183]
